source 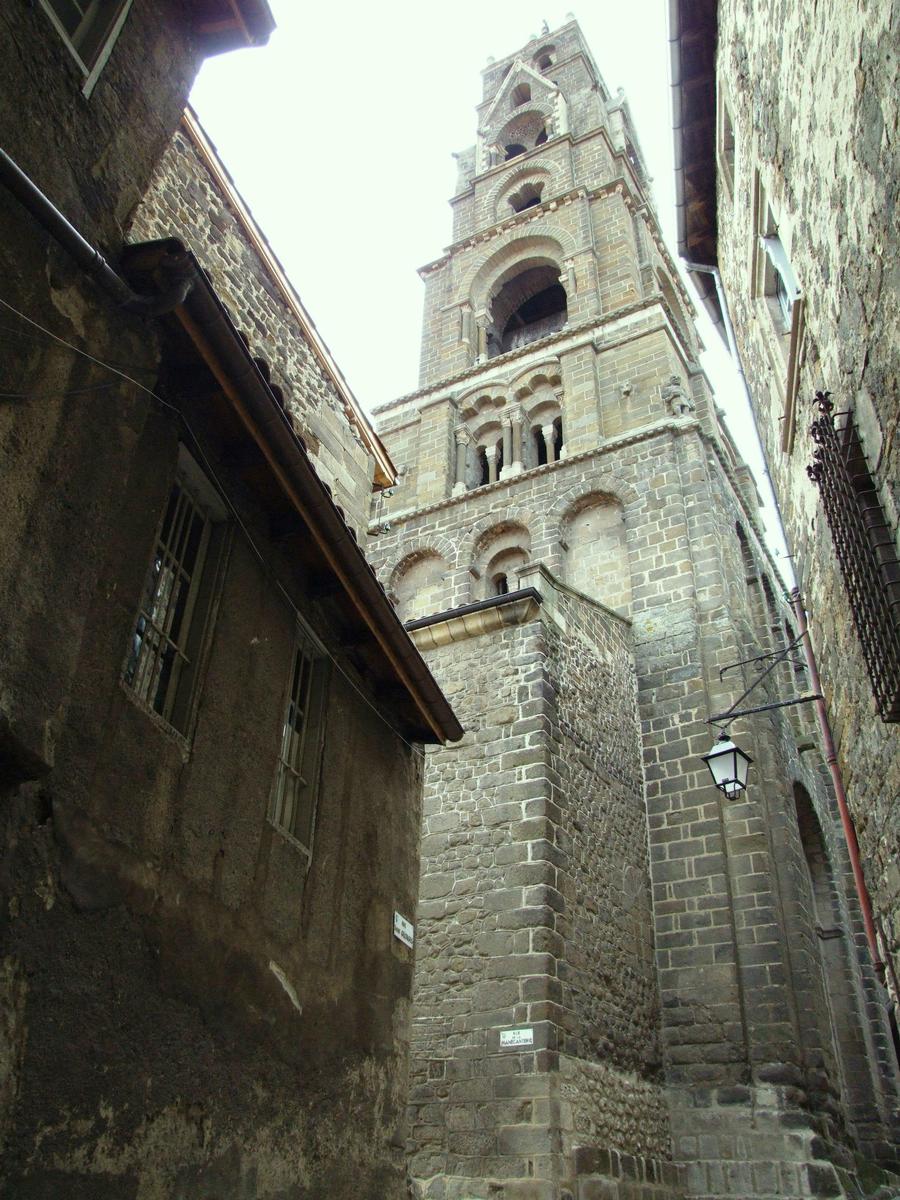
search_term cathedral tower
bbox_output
[369,20,899,1199]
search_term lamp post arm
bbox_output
[708,692,822,724]
[711,635,806,727]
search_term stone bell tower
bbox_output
[368,19,900,1200]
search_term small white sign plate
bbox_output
[393,911,415,948]
[500,1027,534,1049]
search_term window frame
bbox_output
[268,624,330,866]
[122,446,227,738]
[751,172,806,455]
[716,91,737,202]
[37,0,133,96]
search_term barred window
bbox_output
[269,632,329,862]
[124,453,224,733]
[808,393,900,721]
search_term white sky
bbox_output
[190,0,792,575]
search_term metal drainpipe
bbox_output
[790,587,886,981]
[0,146,192,314]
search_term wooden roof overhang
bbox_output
[667,0,725,340]
[190,0,276,54]
[122,240,463,747]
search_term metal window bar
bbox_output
[808,393,900,721]
[270,641,318,854]
[124,482,211,725]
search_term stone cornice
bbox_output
[372,298,662,417]
[406,589,543,650]
[367,417,700,531]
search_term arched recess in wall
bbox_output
[560,492,632,615]
[471,520,531,600]
[513,362,565,467]
[487,261,567,357]
[792,783,877,1131]
[495,109,551,161]
[491,163,555,221]
[390,549,450,623]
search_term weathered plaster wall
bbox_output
[0,404,421,1197]
[1,3,202,253]
[714,0,900,997]
[129,126,376,535]
[0,13,425,1191]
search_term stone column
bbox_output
[459,303,472,348]
[475,311,489,361]
[452,427,470,496]
[542,422,557,465]
[500,416,513,479]
[485,443,498,485]
[510,406,524,473]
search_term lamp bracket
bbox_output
[710,634,815,729]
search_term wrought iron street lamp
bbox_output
[701,732,752,800]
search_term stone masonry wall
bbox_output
[715,0,900,1008]
[406,582,670,1197]
[129,124,375,535]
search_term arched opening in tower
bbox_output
[487,265,567,357]
[504,143,527,161]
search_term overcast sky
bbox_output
[190,0,792,575]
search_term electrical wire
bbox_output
[0,293,430,760]
[0,381,120,400]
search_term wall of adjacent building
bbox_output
[129,123,377,537]
[713,0,900,1000]
[0,9,426,1196]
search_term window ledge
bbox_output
[119,679,192,761]
[267,818,313,866]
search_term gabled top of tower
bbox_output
[479,18,611,110]
[452,18,652,203]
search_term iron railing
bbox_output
[808,391,900,721]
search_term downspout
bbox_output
[0,146,193,314]
[791,588,886,982]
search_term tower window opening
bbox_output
[477,446,490,486]
[535,128,548,146]
[533,425,547,466]
[492,573,509,596]
[511,83,531,107]
[509,182,544,213]
[500,282,567,353]
[505,143,527,161]
[534,46,555,71]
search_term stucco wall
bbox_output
[0,391,422,1198]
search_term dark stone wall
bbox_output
[0,395,422,1195]
[0,11,426,1195]
[1,2,201,250]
